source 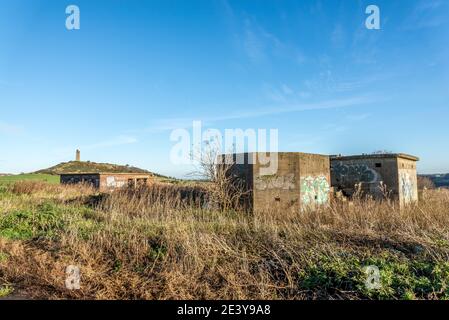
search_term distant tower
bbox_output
[76,149,81,162]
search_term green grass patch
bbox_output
[0,285,14,298]
[0,202,66,240]
[0,195,104,241]
[0,252,9,263]
[0,174,59,185]
[297,252,449,299]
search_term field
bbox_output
[0,180,449,300]
[0,174,59,185]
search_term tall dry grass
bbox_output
[10,180,95,200]
[1,181,449,300]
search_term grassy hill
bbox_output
[35,161,156,176]
[0,161,174,186]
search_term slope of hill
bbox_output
[35,161,158,176]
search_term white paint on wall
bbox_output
[106,176,116,187]
[255,173,296,190]
[400,172,417,204]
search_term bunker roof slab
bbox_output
[330,153,419,162]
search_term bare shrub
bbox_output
[190,141,249,211]
[418,176,435,190]
[10,180,95,200]
[10,181,56,195]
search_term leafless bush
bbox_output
[418,176,435,190]
[190,140,250,211]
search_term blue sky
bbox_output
[0,0,448,177]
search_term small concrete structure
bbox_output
[76,149,81,162]
[224,152,331,213]
[330,153,419,206]
[60,173,153,191]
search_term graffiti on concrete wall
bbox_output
[62,175,99,188]
[300,176,330,206]
[106,176,126,189]
[332,162,380,186]
[400,172,416,203]
[255,173,296,190]
[106,176,116,187]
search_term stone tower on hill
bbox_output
[76,149,81,162]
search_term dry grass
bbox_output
[1,181,449,300]
[10,180,95,200]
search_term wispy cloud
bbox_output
[221,1,306,66]
[402,0,449,30]
[283,133,324,150]
[0,122,24,136]
[281,84,294,95]
[145,95,382,132]
[83,135,138,150]
[302,71,397,95]
[331,24,345,48]
[416,0,445,11]
[56,135,138,155]
[345,113,371,122]
[321,123,348,133]
[242,18,285,63]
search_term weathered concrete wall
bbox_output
[397,158,419,206]
[226,152,330,213]
[330,154,419,205]
[331,157,398,199]
[223,153,255,212]
[99,174,152,191]
[61,173,152,191]
[253,153,300,213]
[299,153,331,209]
[61,174,100,188]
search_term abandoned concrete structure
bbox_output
[60,173,153,191]
[225,152,331,213]
[76,149,81,162]
[330,153,419,206]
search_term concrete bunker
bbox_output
[330,153,419,207]
[60,172,153,192]
[224,152,331,213]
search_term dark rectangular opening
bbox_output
[375,163,382,168]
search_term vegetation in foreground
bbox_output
[0,180,449,300]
